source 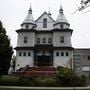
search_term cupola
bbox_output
[54,5,70,29]
[21,6,36,29]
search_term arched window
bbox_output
[24,36,28,43]
[48,38,52,43]
[43,18,47,28]
[43,38,46,43]
[37,38,40,44]
[60,36,64,43]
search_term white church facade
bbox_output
[15,6,74,71]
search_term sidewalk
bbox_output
[0,86,90,90]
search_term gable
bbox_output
[35,12,55,30]
[36,12,55,22]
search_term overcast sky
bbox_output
[0,0,90,51]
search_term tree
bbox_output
[73,0,90,14]
[0,21,13,75]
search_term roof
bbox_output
[35,11,55,22]
[21,6,36,25]
[54,6,70,25]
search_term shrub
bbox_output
[32,77,57,86]
[0,69,87,87]
[0,75,19,86]
[56,66,87,87]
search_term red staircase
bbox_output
[14,66,57,77]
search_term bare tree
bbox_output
[73,0,90,14]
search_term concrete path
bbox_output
[0,86,90,90]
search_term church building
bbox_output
[15,6,74,71]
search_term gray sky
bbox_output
[0,0,90,50]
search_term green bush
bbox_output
[0,69,87,87]
[17,76,32,86]
[0,75,19,86]
[32,77,58,86]
[56,66,87,87]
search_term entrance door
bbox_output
[37,56,51,66]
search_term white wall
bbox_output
[15,50,34,70]
[53,50,73,68]
[21,24,35,29]
[53,32,72,47]
[17,32,35,46]
[54,24,69,29]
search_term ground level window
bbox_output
[61,52,64,56]
[66,52,69,56]
[56,52,59,56]
[19,52,22,56]
[23,52,26,56]
[28,52,31,56]
[88,56,90,60]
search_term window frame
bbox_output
[43,38,46,43]
[56,52,59,56]
[24,36,28,43]
[25,24,29,29]
[60,24,64,29]
[88,56,90,60]
[48,38,52,43]
[28,52,31,56]
[37,38,40,44]
[23,52,26,56]
[61,52,64,56]
[43,18,47,28]
[60,36,64,43]
[66,52,69,56]
[19,52,22,56]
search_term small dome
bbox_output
[54,5,70,29]
[21,6,36,29]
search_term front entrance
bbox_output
[34,50,53,67]
[37,55,51,66]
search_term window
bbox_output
[74,55,81,60]
[82,66,90,71]
[43,38,46,43]
[43,18,47,28]
[60,24,63,29]
[23,52,26,56]
[26,24,29,29]
[88,56,90,60]
[19,52,22,56]
[24,36,28,43]
[60,36,64,43]
[48,38,52,43]
[37,38,40,44]
[56,52,59,56]
[61,52,64,56]
[66,52,69,56]
[28,52,31,56]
